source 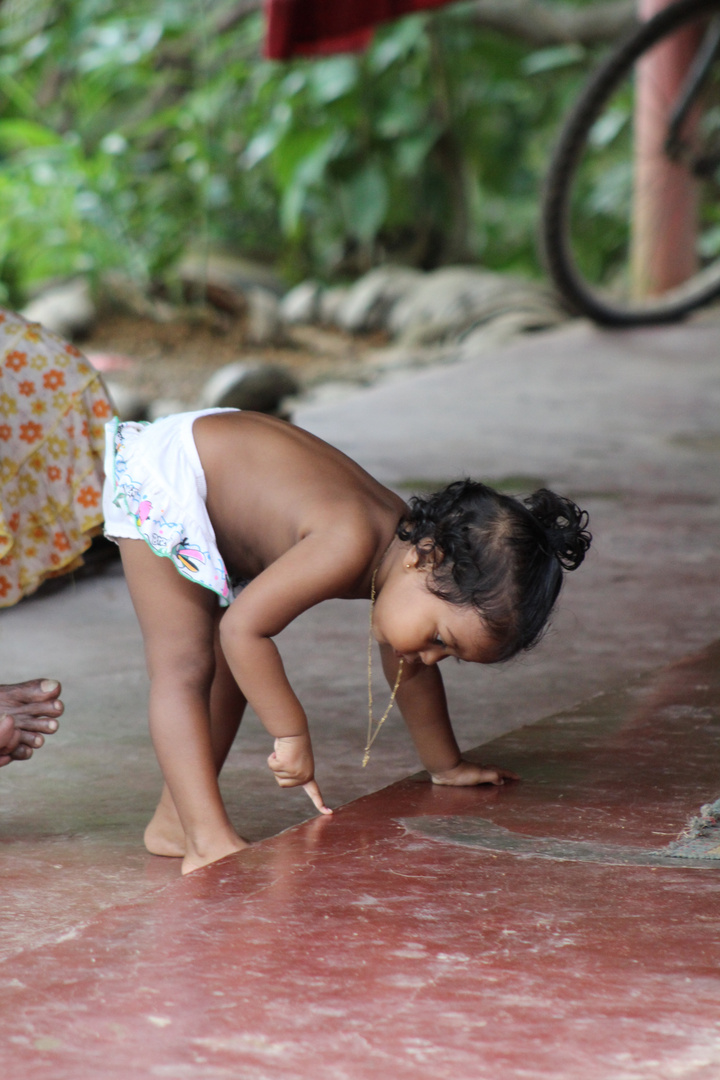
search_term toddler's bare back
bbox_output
[193,411,405,596]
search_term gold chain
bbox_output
[363,567,403,767]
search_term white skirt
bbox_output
[103,408,237,605]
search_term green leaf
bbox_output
[394,129,439,176]
[272,127,345,192]
[376,93,427,139]
[368,15,427,74]
[589,108,629,149]
[521,45,585,76]
[340,164,388,242]
[0,119,62,150]
[278,129,346,234]
[308,56,359,105]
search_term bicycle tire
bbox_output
[542,0,720,326]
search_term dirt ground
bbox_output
[82,309,387,409]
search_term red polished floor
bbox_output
[3,641,720,1080]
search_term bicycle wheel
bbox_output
[542,0,720,325]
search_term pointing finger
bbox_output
[303,780,333,816]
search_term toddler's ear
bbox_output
[413,539,443,571]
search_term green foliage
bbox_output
[0,0,602,302]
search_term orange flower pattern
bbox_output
[0,309,115,606]
[19,420,43,444]
[43,369,65,392]
[5,350,27,372]
[77,485,100,508]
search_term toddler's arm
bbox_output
[379,645,517,786]
[219,534,371,810]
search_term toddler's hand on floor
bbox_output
[430,758,519,787]
[268,734,333,815]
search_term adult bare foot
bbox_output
[0,714,21,766]
[0,679,63,765]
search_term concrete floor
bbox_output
[3,640,720,1080]
[1,317,719,1076]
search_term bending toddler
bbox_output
[103,408,591,874]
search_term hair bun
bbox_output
[524,489,591,571]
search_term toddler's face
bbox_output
[372,565,497,667]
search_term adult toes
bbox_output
[0,697,63,722]
[15,712,61,730]
[0,678,62,709]
[18,729,44,748]
[10,743,34,760]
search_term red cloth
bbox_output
[264,0,454,59]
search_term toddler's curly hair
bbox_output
[397,480,591,661]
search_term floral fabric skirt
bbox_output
[0,308,115,607]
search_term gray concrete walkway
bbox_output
[2,316,720,958]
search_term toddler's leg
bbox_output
[147,615,247,857]
[209,614,248,769]
[119,539,247,874]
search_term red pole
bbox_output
[632,0,700,297]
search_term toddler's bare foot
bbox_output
[144,802,186,858]
[181,833,249,876]
[0,679,63,765]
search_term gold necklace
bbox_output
[363,567,403,767]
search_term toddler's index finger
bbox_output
[303,780,333,816]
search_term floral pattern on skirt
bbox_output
[0,309,115,606]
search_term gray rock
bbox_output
[335,265,423,333]
[21,278,96,339]
[246,287,286,345]
[388,266,565,345]
[178,251,285,311]
[200,362,300,415]
[457,310,565,358]
[99,271,175,322]
[279,281,322,325]
[318,286,350,326]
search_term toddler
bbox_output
[103,408,591,874]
